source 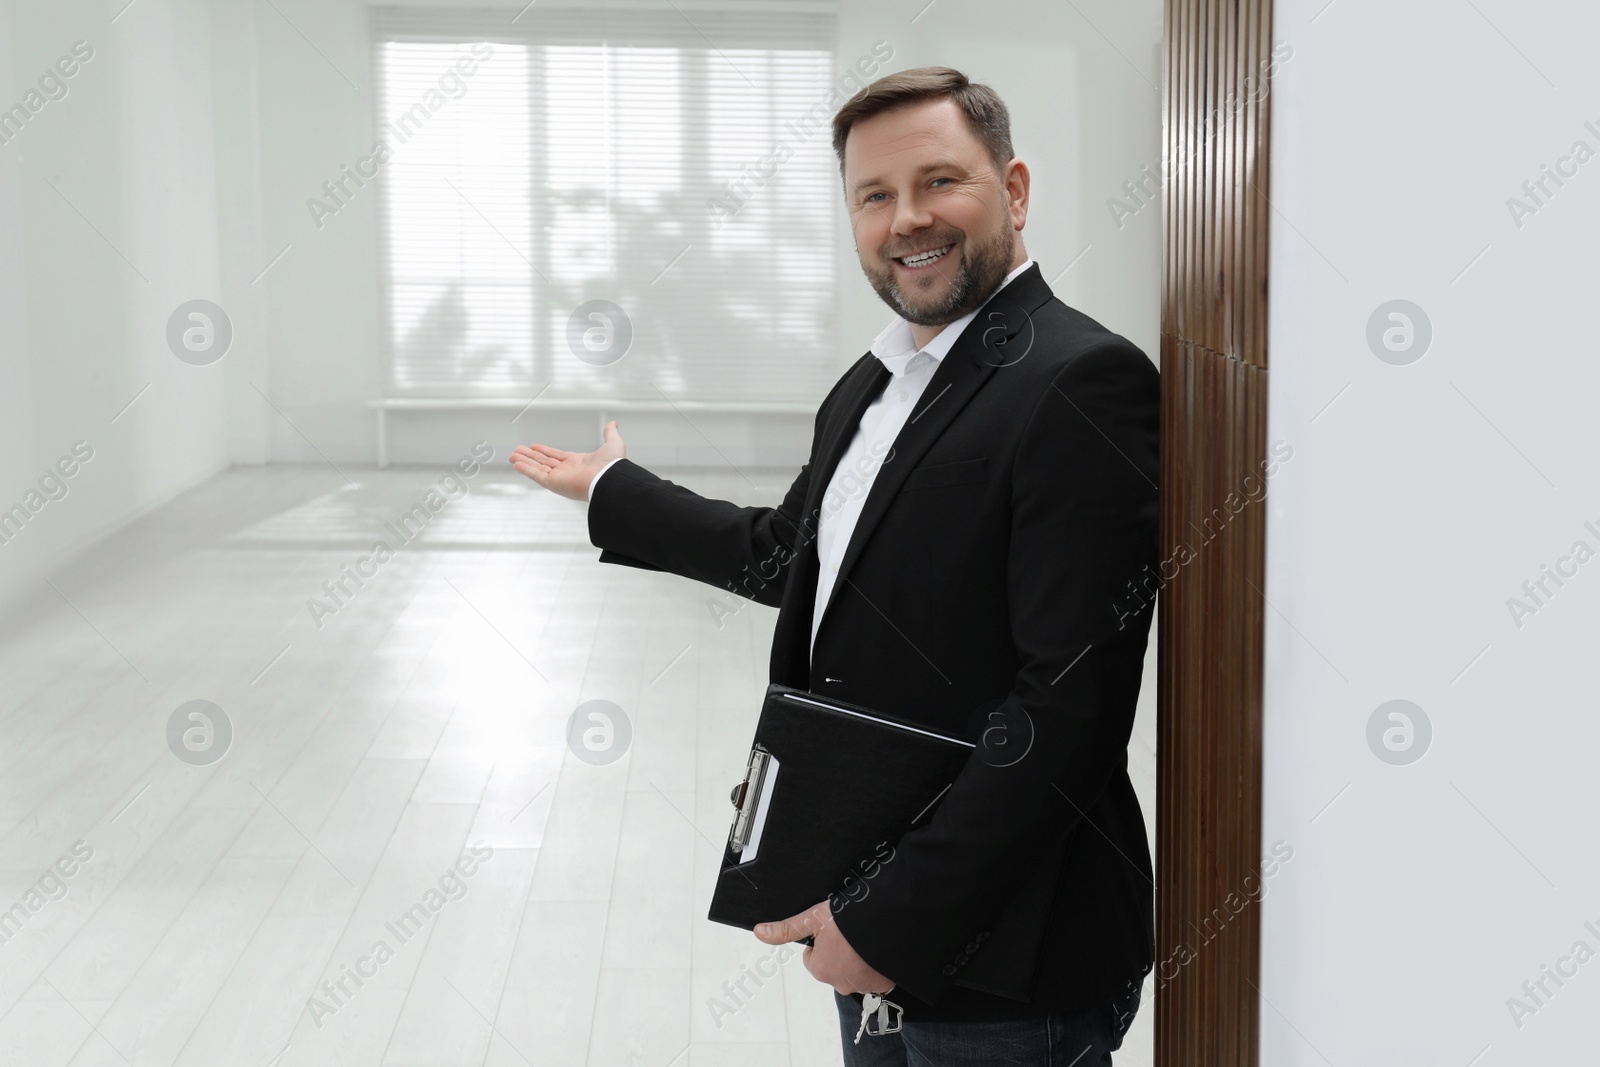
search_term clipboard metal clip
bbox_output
[727,743,772,854]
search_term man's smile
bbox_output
[893,243,956,270]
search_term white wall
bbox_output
[0,0,250,615]
[251,0,387,466]
[1262,1,1600,1061]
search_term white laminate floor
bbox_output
[0,464,1158,1067]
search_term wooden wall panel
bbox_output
[1157,0,1273,1064]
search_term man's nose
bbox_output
[889,195,933,236]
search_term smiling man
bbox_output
[512,67,1159,1066]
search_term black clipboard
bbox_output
[707,683,1066,1003]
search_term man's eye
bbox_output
[865,192,886,203]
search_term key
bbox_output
[852,993,881,1045]
[851,991,903,1043]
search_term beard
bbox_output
[860,210,1017,328]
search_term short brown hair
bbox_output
[830,66,1014,180]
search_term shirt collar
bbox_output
[869,258,1035,378]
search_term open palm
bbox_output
[509,420,626,502]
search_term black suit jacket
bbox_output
[585,263,1159,1022]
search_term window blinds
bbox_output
[368,6,841,402]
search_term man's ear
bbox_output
[1004,158,1031,229]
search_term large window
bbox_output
[370,6,840,402]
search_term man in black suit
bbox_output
[512,66,1157,1066]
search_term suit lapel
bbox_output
[805,356,893,524]
[809,263,1053,648]
[766,355,891,687]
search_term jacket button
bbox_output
[965,941,979,953]
[941,964,958,976]
[975,931,989,941]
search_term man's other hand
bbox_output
[755,900,895,997]
[510,419,625,501]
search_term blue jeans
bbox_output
[834,986,1140,1067]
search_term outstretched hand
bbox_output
[510,420,626,502]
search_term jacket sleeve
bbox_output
[585,456,815,608]
[829,340,1160,1005]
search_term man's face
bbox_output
[843,97,1024,327]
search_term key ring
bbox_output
[852,990,904,1044]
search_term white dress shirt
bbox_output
[808,258,1033,658]
[588,258,1036,663]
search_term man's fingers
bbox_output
[524,443,572,461]
[515,441,560,460]
[510,457,549,482]
[755,901,833,945]
[754,910,812,944]
[799,948,856,997]
[509,451,545,471]
[510,443,571,463]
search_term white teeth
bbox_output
[899,244,953,267]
